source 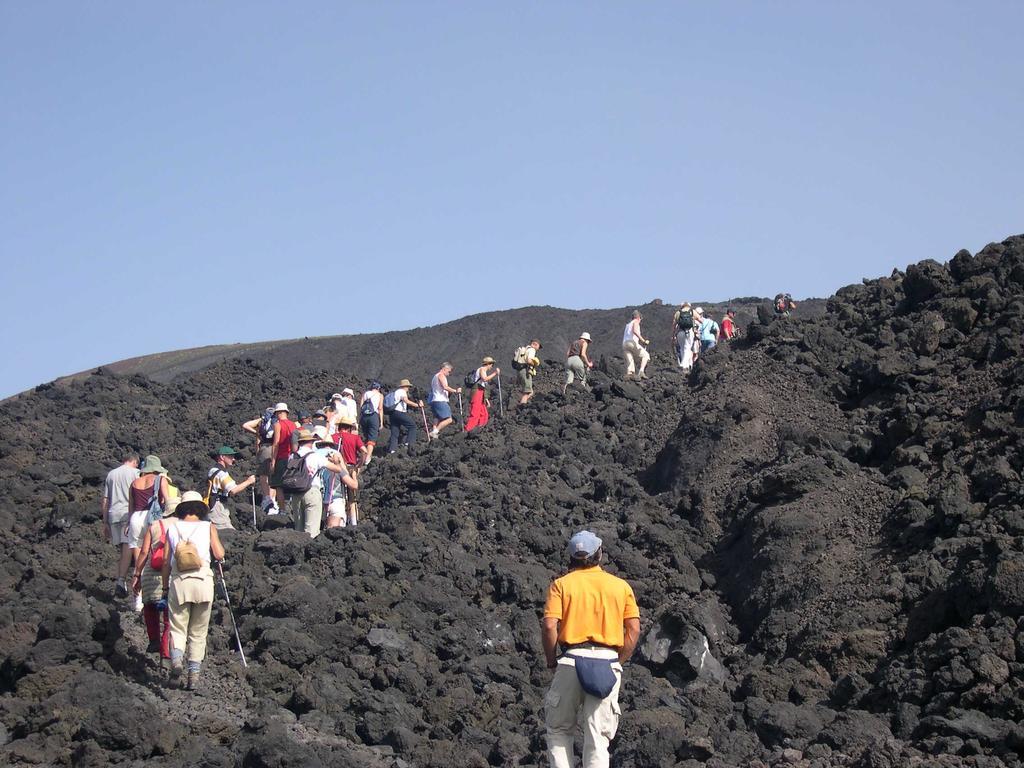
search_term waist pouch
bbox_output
[569,654,617,698]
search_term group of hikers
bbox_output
[94,300,785,762]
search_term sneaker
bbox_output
[430,428,439,439]
[114,579,128,598]
[133,594,143,612]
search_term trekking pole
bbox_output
[420,401,430,441]
[251,487,257,528]
[216,562,248,668]
[458,391,464,423]
[496,374,505,418]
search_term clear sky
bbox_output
[2,2,1021,398]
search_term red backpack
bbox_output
[149,520,168,570]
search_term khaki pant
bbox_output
[565,356,587,387]
[622,340,649,375]
[168,571,214,665]
[545,654,623,768]
[291,486,323,538]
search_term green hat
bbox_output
[214,446,241,457]
[140,455,165,474]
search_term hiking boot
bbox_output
[146,639,161,654]
[186,671,199,691]
[169,658,184,681]
[639,372,650,380]
[114,579,128,598]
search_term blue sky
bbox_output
[2,2,1021,398]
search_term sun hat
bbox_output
[330,393,344,401]
[695,307,704,315]
[273,402,289,413]
[580,332,592,342]
[531,339,542,349]
[568,530,603,559]
[296,429,317,443]
[398,379,413,388]
[176,490,209,518]
[482,356,495,365]
[140,455,165,475]
[337,415,356,427]
[681,302,691,309]
[341,387,354,396]
[213,446,241,457]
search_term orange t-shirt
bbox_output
[543,566,640,647]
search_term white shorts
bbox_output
[327,498,346,519]
[110,518,130,546]
[126,510,149,549]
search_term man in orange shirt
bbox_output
[541,530,641,768]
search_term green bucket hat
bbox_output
[140,455,165,474]
[214,446,241,457]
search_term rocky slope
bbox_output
[0,235,1023,767]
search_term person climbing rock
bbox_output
[130,496,177,664]
[697,308,720,353]
[161,491,225,691]
[563,333,594,394]
[359,381,385,465]
[327,419,364,527]
[387,379,424,452]
[464,357,500,432]
[622,310,651,380]
[126,456,170,611]
[671,302,694,367]
[204,446,256,530]
[541,530,641,768]
[103,453,139,598]
[241,404,279,514]
[513,340,542,405]
[269,402,296,510]
[774,293,797,317]
[429,362,461,438]
[721,308,738,341]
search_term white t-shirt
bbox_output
[167,520,212,573]
[394,388,410,413]
[361,390,382,415]
[623,319,641,345]
[430,372,449,403]
[104,464,140,524]
[338,397,358,424]
[299,445,330,489]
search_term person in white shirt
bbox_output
[622,310,651,380]
[359,381,385,465]
[387,379,425,453]
[332,389,359,428]
[103,453,140,597]
[290,429,349,538]
[429,362,462,438]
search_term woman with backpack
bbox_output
[359,381,385,466]
[130,497,178,665]
[464,357,501,432]
[160,490,225,691]
[125,456,170,612]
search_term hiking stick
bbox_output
[216,562,248,668]
[496,374,505,418]
[458,391,463,422]
[420,401,430,441]
[251,487,257,528]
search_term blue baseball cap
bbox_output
[568,530,602,559]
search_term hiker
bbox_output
[285,429,350,537]
[103,453,140,598]
[464,357,500,432]
[130,495,177,664]
[241,404,279,514]
[269,402,297,511]
[290,410,314,452]
[563,333,594,394]
[622,310,651,380]
[721,308,738,341]
[359,381,385,465]
[428,362,462,438]
[126,456,171,611]
[334,389,359,426]
[327,419,365,527]
[513,340,542,405]
[205,446,257,530]
[672,302,694,367]
[774,293,797,317]
[697,308,720,353]
[161,490,225,691]
[541,530,641,768]
[386,379,425,452]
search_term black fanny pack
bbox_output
[569,654,617,698]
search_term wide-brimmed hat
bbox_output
[531,339,542,349]
[337,415,356,427]
[681,302,691,309]
[140,455,165,475]
[341,387,354,396]
[482,356,495,365]
[330,393,344,401]
[580,332,592,342]
[273,402,290,413]
[398,379,413,388]
[176,490,209,518]
[213,446,240,457]
[296,429,317,443]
